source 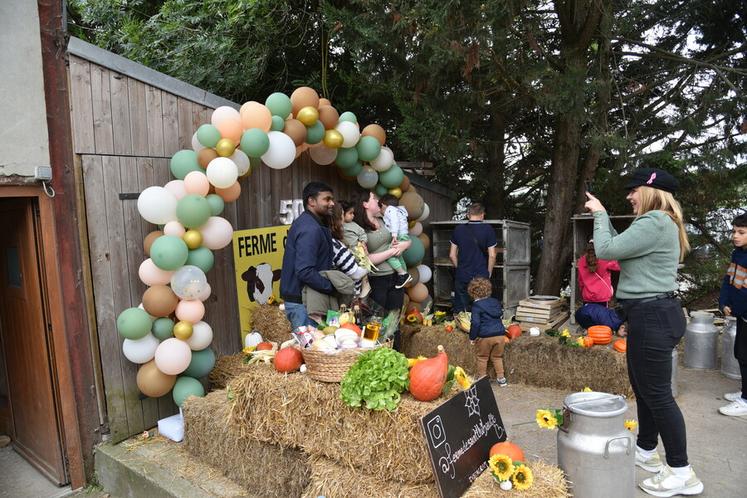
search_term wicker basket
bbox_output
[301,348,364,383]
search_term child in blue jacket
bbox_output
[719,212,747,417]
[468,277,507,386]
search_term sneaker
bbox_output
[724,391,743,402]
[395,272,413,289]
[639,466,704,497]
[360,277,372,298]
[718,398,747,417]
[635,449,664,473]
[495,377,508,387]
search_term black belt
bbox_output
[619,292,676,306]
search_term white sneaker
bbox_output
[639,466,704,497]
[719,398,747,417]
[724,391,744,402]
[635,449,663,473]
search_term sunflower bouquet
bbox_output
[488,453,534,491]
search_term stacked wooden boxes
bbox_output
[516,296,569,331]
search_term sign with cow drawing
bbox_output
[232,225,290,343]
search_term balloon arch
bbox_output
[115,87,433,406]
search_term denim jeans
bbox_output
[452,279,471,313]
[283,301,314,330]
[623,297,688,467]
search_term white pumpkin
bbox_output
[334,328,359,346]
[244,331,263,348]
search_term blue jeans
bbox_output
[452,279,471,313]
[283,302,314,330]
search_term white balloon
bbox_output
[370,146,394,172]
[154,338,192,375]
[138,258,175,286]
[211,106,240,126]
[336,121,361,148]
[164,179,187,200]
[187,321,213,351]
[163,220,186,237]
[261,131,296,169]
[417,264,432,284]
[137,186,177,225]
[170,265,208,300]
[191,131,205,152]
[199,216,233,250]
[357,166,379,189]
[195,283,212,302]
[308,144,338,165]
[417,203,430,222]
[230,149,251,176]
[409,221,423,237]
[122,333,160,364]
[206,157,239,189]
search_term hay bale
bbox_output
[400,325,495,378]
[462,460,569,498]
[253,304,292,343]
[229,364,445,484]
[183,390,310,497]
[209,354,249,390]
[504,335,633,398]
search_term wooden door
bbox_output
[0,198,67,485]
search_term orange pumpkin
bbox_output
[274,347,303,373]
[507,324,522,340]
[613,338,627,353]
[587,325,613,345]
[409,345,448,401]
[340,323,362,336]
[489,441,525,462]
[256,342,273,351]
[583,336,595,348]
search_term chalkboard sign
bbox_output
[420,377,506,498]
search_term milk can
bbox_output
[557,392,634,498]
[684,311,718,369]
[671,349,679,398]
[721,317,742,380]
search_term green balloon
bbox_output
[270,115,285,131]
[196,124,221,148]
[240,128,270,158]
[170,150,201,180]
[342,161,363,177]
[403,235,425,267]
[265,92,292,119]
[374,184,389,197]
[206,194,224,216]
[152,317,174,341]
[306,121,325,144]
[339,111,358,123]
[186,247,215,273]
[176,194,211,228]
[379,164,404,188]
[116,307,153,340]
[150,235,189,271]
[183,348,216,378]
[172,376,205,407]
[356,136,382,162]
[335,147,359,168]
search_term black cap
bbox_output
[624,168,678,193]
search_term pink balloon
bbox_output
[163,220,186,237]
[164,180,187,200]
[184,171,210,196]
[196,283,212,302]
[138,258,175,286]
[199,216,233,250]
[154,338,192,375]
[175,299,205,323]
[210,106,241,127]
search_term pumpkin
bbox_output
[274,347,303,373]
[256,342,273,351]
[340,323,362,336]
[409,345,449,401]
[489,441,525,462]
[587,325,613,345]
[507,324,522,340]
[583,336,595,348]
[613,338,627,353]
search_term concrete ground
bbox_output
[0,446,71,498]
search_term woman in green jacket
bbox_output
[585,168,703,497]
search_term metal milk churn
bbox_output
[557,392,634,498]
[721,317,742,380]
[671,349,679,398]
[684,311,718,369]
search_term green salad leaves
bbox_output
[341,347,410,411]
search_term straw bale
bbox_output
[183,390,310,497]
[504,335,633,398]
[253,304,292,343]
[400,325,495,378]
[209,354,250,390]
[228,364,445,484]
[462,459,569,498]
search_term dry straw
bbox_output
[209,354,250,390]
[400,325,494,377]
[252,304,292,343]
[462,459,570,498]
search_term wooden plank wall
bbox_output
[68,55,453,442]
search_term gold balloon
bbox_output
[296,106,320,126]
[215,138,236,157]
[388,187,402,198]
[183,229,203,249]
[323,129,344,149]
[173,321,193,340]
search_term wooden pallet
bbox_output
[516,297,567,323]
[518,312,569,332]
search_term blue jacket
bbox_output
[719,247,747,319]
[280,211,334,303]
[469,297,505,340]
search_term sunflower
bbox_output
[242,346,256,355]
[489,453,514,481]
[512,464,534,490]
[454,366,473,390]
[560,328,571,338]
[536,409,558,429]
[582,386,592,392]
[625,419,638,432]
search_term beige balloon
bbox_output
[361,124,386,145]
[137,360,176,398]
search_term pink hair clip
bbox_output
[646,172,657,184]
